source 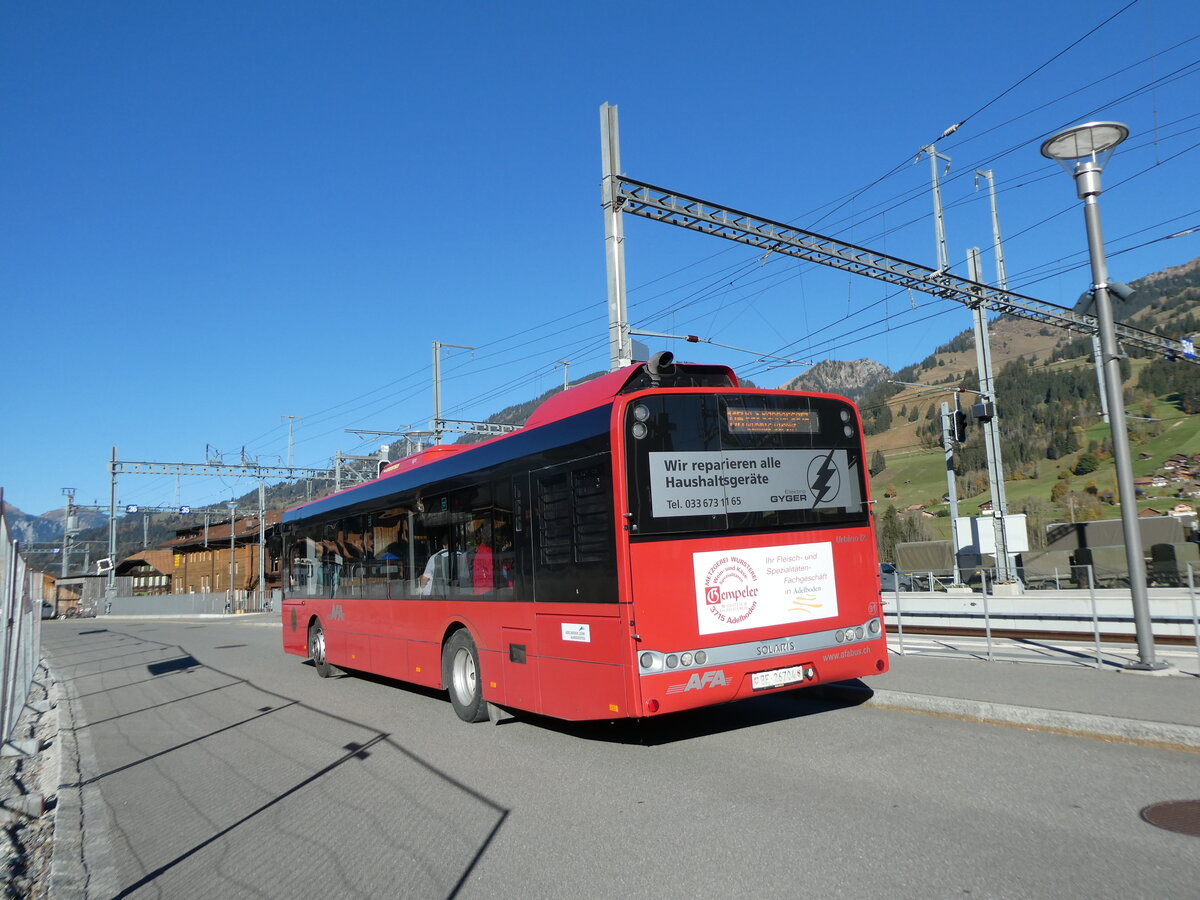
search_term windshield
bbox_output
[624,392,868,536]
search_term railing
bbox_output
[880,563,1200,672]
[101,589,277,616]
[1,494,44,753]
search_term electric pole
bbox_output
[282,415,301,468]
[600,102,632,370]
[432,340,475,445]
[975,169,1009,290]
[917,144,953,272]
[61,488,76,577]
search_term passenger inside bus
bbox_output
[419,539,467,597]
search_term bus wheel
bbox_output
[309,619,333,678]
[442,629,488,723]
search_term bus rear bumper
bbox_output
[634,619,888,716]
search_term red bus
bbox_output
[281,353,888,723]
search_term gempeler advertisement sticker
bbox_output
[648,449,857,518]
[693,542,838,635]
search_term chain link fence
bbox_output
[1,493,44,751]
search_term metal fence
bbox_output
[101,589,278,616]
[1,493,44,752]
[880,563,1200,672]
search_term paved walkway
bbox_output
[817,633,1200,750]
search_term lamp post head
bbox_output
[1041,121,1129,198]
[1040,120,1129,162]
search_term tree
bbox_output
[869,449,887,476]
[1074,452,1100,476]
[875,504,937,564]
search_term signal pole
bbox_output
[967,248,1016,587]
[941,402,964,585]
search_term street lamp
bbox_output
[1040,121,1166,671]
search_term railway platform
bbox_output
[820,634,1200,750]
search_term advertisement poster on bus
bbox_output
[692,542,838,635]
[647,449,857,518]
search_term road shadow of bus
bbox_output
[520,686,876,746]
[49,627,509,900]
[317,665,877,746]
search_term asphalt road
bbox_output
[44,615,1200,899]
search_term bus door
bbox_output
[528,455,625,719]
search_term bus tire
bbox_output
[309,619,334,678]
[442,629,488,723]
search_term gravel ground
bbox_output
[1,667,57,899]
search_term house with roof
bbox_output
[114,549,175,596]
[163,510,283,597]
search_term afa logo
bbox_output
[667,670,730,694]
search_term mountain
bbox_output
[453,372,606,444]
[1,501,64,544]
[780,358,892,403]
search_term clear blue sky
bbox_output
[3,0,1199,517]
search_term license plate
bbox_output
[751,665,804,690]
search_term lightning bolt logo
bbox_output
[808,450,840,503]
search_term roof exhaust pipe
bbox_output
[647,350,675,387]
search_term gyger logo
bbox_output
[807,451,841,503]
[701,555,760,625]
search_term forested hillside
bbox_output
[866,255,1200,559]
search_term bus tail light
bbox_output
[646,698,660,713]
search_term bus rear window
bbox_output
[625,393,868,536]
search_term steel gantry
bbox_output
[607,171,1196,357]
[599,105,1195,364]
[105,450,374,607]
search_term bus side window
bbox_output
[532,455,617,604]
[493,477,515,593]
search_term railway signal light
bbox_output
[952,409,969,443]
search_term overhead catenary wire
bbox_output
[188,3,1199,499]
